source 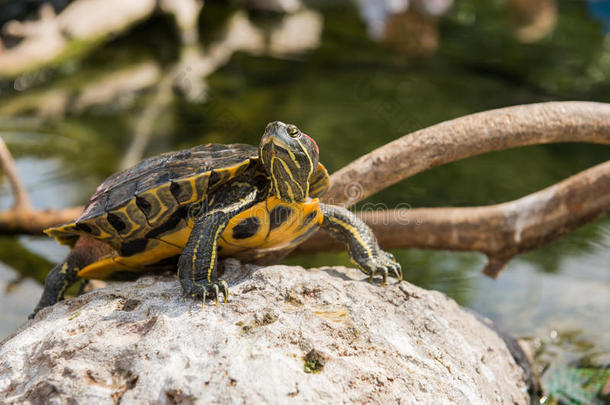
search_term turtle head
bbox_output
[259,121,319,203]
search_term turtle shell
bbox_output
[46,143,258,250]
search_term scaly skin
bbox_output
[29,235,114,318]
[178,175,268,304]
[320,204,402,284]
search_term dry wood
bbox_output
[0,206,84,235]
[323,101,610,207]
[0,138,32,212]
[294,160,610,277]
[0,137,83,234]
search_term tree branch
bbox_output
[0,206,84,235]
[323,101,610,207]
[294,160,610,277]
[0,136,84,234]
[0,137,33,212]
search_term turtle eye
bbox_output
[288,126,299,138]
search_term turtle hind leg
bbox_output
[29,260,81,318]
[29,235,114,319]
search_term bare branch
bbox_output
[0,136,83,234]
[294,160,610,277]
[0,207,84,235]
[323,101,610,207]
[0,137,32,212]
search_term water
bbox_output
[0,0,608,395]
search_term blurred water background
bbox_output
[0,0,609,399]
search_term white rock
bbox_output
[0,264,529,404]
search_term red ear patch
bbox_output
[303,133,319,153]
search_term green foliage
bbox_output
[303,349,326,374]
[542,367,609,405]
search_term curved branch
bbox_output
[323,101,610,207]
[0,207,84,235]
[295,160,610,277]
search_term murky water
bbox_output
[0,0,609,396]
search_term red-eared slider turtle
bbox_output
[31,122,401,316]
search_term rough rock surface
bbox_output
[0,264,529,404]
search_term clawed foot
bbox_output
[182,280,229,307]
[359,251,402,285]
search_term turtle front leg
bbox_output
[178,186,262,305]
[178,210,231,305]
[319,203,402,284]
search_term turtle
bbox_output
[31,121,402,317]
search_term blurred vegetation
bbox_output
[0,236,51,283]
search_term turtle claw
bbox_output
[183,279,229,307]
[383,252,403,283]
[360,251,402,285]
[383,252,403,282]
[392,263,403,282]
[220,280,229,303]
[213,284,219,307]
